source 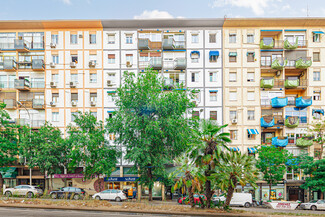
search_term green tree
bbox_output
[106,69,194,201]
[67,112,119,192]
[308,117,325,159]
[256,145,292,200]
[188,120,231,208]
[215,151,258,208]
[0,102,19,188]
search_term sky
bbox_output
[0,0,323,20]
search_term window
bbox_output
[230,111,237,120]
[209,55,218,63]
[247,91,255,101]
[90,73,97,83]
[71,55,78,63]
[51,34,58,44]
[90,93,97,102]
[247,72,255,82]
[210,92,217,101]
[70,34,78,44]
[313,52,320,62]
[52,112,59,122]
[108,54,115,64]
[71,112,78,122]
[313,33,321,42]
[313,71,320,81]
[229,91,237,101]
[261,56,271,66]
[210,111,217,120]
[192,111,200,119]
[71,74,78,83]
[247,34,254,43]
[247,52,255,62]
[108,112,114,119]
[313,110,323,120]
[192,34,199,43]
[71,93,78,103]
[285,107,307,124]
[51,74,58,82]
[52,93,59,103]
[247,110,255,120]
[108,93,115,102]
[230,130,238,140]
[52,55,59,64]
[108,73,116,84]
[209,33,216,43]
[229,34,236,43]
[107,34,115,44]
[229,52,237,62]
[229,72,237,82]
[191,53,199,63]
[89,34,96,44]
[209,72,217,82]
[313,91,321,101]
[126,54,133,65]
[248,133,256,140]
[126,34,133,44]
[191,72,199,82]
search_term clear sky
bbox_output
[0,0,322,20]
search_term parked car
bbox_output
[178,194,207,205]
[4,185,43,198]
[50,187,86,200]
[213,193,252,208]
[300,200,325,210]
[92,189,127,202]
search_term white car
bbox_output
[300,200,325,211]
[92,189,127,202]
[213,193,252,208]
[4,185,43,198]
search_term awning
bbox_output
[0,167,17,178]
[247,148,257,154]
[107,111,115,113]
[107,91,116,94]
[190,51,200,57]
[229,52,237,57]
[247,52,255,57]
[209,51,219,57]
[247,129,259,135]
[313,31,325,34]
[229,147,239,152]
[209,90,218,93]
[312,109,324,116]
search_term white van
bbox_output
[213,193,253,208]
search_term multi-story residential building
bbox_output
[223,18,325,202]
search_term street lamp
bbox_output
[17,101,32,186]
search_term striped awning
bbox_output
[229,147,239,152]
[247,129,259,135]
[248,147,257,154]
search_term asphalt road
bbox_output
[234,207,325,215]
[0,207,190,217]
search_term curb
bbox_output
[0,204,266,217]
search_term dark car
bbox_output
[50,187,86,200]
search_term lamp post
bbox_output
[17,101,32,186]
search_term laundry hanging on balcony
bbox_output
[272,137,288,147]
[260,37,274,49]
[285,79,299,88]
[295,58,312,69]
[312,109,324,116]
[295,96,312,108]
[296,138,313,147]
[284,37,299,49]
[247,129,259,135]
[229,147,240,152]
[260,77,274,88]
[271,97,288,108]
[247,147,257,154]
[271,58,287,70]
[285,116,299,128]
[260,116,275,128]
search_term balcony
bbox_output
[14,79,30,90]
[15,118,45,128]
[3,99,17,109]
[150,57,162,70]
[272,137,288,147]
[286,57,312,70]
[296,138,313,147]
[271,58,287,70]
[31,81,45,89]
[164,78,185,88]
[284,79,307,89]
[14,39,30,52]
[162,38,185,50]
[3,60,17,71]
[271,97,288,108]
[295,96,312,108]
[260,38,283,49]
[173,58,186,70]
[0,42,15,50]
[138,39,150,50]
[32,59,45,71]
[284,38,307,49]
[261,115,284,129]
[285,116,299,128]
[32,99,44,109]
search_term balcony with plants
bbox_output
[284,116,299,128]
[260,77,285,89]
[271,58,287,70]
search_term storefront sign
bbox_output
[53,174,84,179]
[266,202,299,210]
[104,177,139,182]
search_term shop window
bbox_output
[313,52,320,62]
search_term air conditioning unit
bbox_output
[232,119,238,124]
[50,101,56,107]
[70,62,76,68]
[50,81,57,88]
[126,61,132,67]
[50,43,56,48]
[107,80,115,86]
[90,101,96,106]
[70,82,76,88]
[71,101,77,106]
[88,60,96,67]
[50,62,56,68]
[79,34,83,38]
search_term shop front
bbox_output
[141,182,163,200]
[242,183,285,202]
[17,168,45,190]
[0,167,18,188]
[286,182,305,202]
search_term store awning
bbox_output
[229,52,237,57]
[248,147,257,154]
[209,90,218,93]
[0,167,17,178]
[229,147,239,152]
[312,109,324,115]
[313,31,325,34]
[247,129,259,135]
[247,52,255,56]
[209,51,219,58]
[190,51,200,57]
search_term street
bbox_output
[233,207,325,215]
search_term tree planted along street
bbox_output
[106,69,195,201]
[308,117,325,159]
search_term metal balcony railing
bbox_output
[3,59,17,70]
[32,99,44,109]
[138,38,150,50]
[150,57,162,69]
[14,79,30,90]
[260,39,283,49]
[286,57,312,69]
[32,59,45,70]
[162,38,185,50]
[2,99,16,109]
[173,58,186,70]
[14,39,30,51]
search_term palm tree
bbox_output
[188,120,231,208]
[216,151,258,208]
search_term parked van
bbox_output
[213,193,252,208]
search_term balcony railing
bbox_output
[3,60,17,71]
[14,39,30,52]
[260,78,284,89]
[32,99,44,109]
[164,78,185,87]
[173,58,186,70]
[284,79,307,89]
[150,57,162,70]
[2,99,16,109]
[14,79,30,90]
[138,39,150,50]
[139,61,150,69]
[17,61,32,69]
[15,118,45,128]
[0,42,15,50]
[32,59,45,70]
[162,38,185,50]
[286,57,312,69]
[284,39,307,49]
[260,39,283,49]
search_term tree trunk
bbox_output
[321,191,324,200]
[269,183,272,201]
[199,195,205,209]
[0,173,3,194]
[98,176,102,192]
[50,175,53,191]
[185,172,195,208]
[224,176,237,208]
[205,176,212,208]
[148,167,153,201]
